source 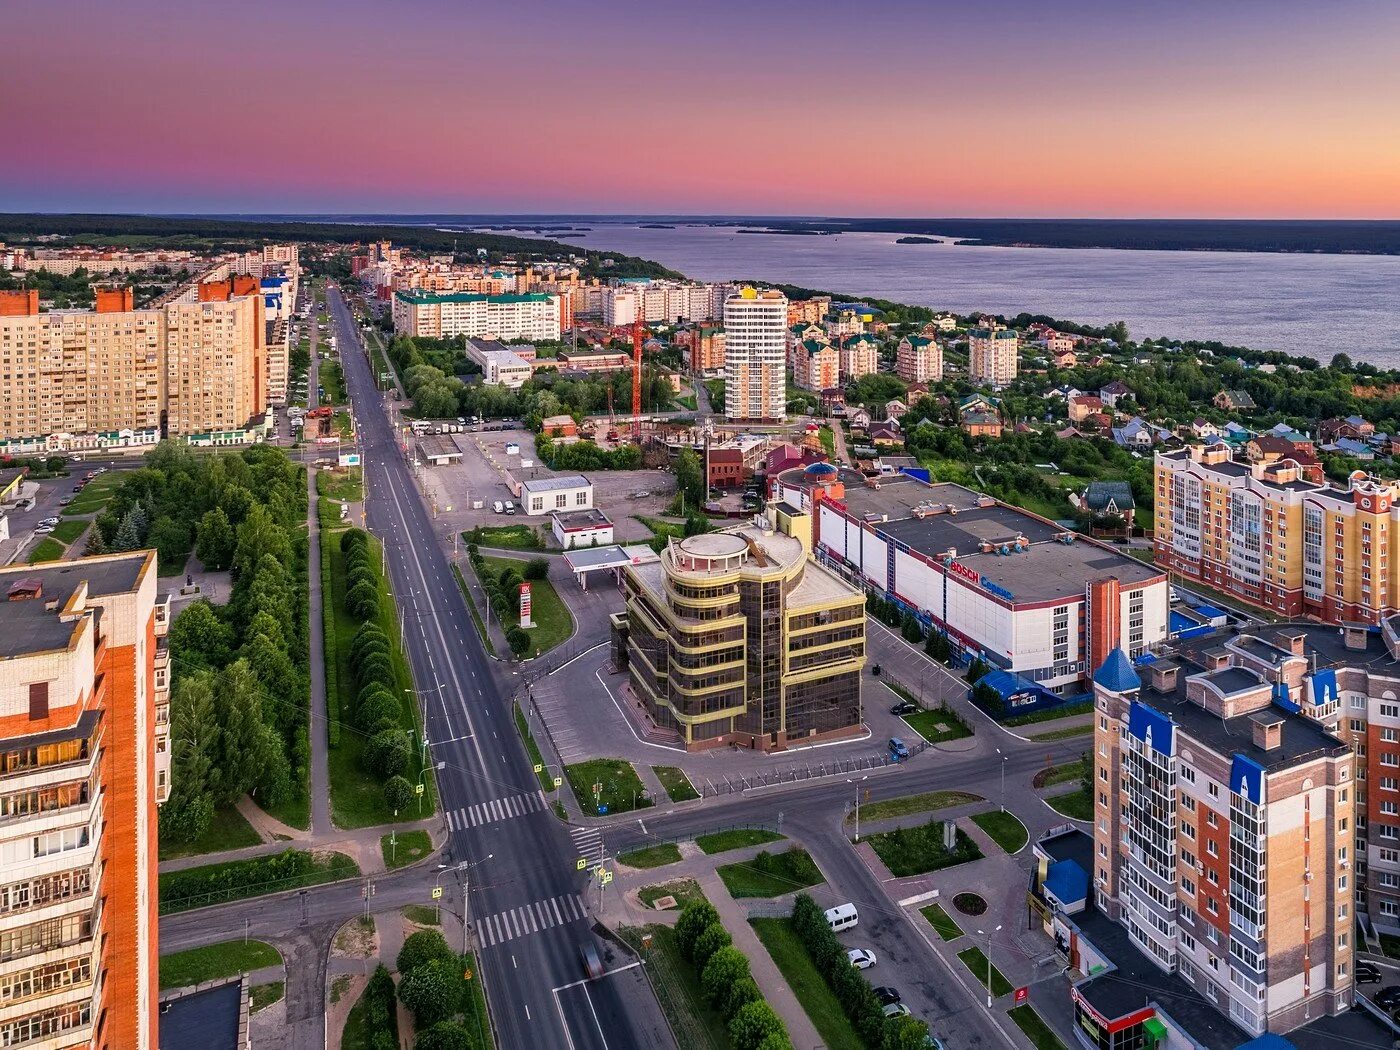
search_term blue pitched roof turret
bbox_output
[1094,648,1141,693]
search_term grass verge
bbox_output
[1008,1004,1067,1050]
[716,847,823,898]
[638,879,707,911]
[1047,788,1093,821]
[26,537,66,563]
[621,925,728,1050]
[652,765,699,802]
[696,827,785,855]
[158,805,262,861]
[159,940,281,989]
[463,524,546,551]
[158,849,360,914]
[970,810,1029,853]
[1030,724,1094,742]
[1001,699,1093,728]
[618,843,682,869]
[51,518,89,545]
[476,554,573,658]
[1033,761,1086,789]
[513,702,554,791]
[403,904,441,925]
[251,981,285,1013]
[453,564,497,657]
[565,758,651,815]
[865,823,983,878]
[957,947,1013,997]
[849,790,981,825]
[749,918,863,1050]
[381,829,432,870]
[921,903,963,941]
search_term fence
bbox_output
[694,741,930,798]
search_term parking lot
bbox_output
[414,426,677,546]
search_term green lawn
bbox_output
[817,425,835,459]
[50,518,90,545]
[402,904,441,926]
[900,706,974,744]
[251,981,285,1013]
[158,850,360,914]
[27,537,66,563]
[1001,700,1093,728]
[341,975,398,1050]
[971,810,1029,854]
[453,564,497,656]
[617,843,682,869]
[1047,788,1094,821]
[920,903,963,941]
[957,947,1013,997]
[325,535,436,828]
[865,824,983,878]
[1009,1004,1068,1050]
[652,765,699,802]
[463,524,546,551]
[477,555,574,658]
[60,471,124,515]
[716,847,823,898]
[158,805,262,861]
[749,918,864,1050]
[159,940,281,989]
[850,790,982,824]
[1035,761,1086,788]
[1030,724,1094,742]
[621,925,729,1050]
[320,360,347,404]
[514,702,555,791]
[317,467,363,530]
[695,828,786,855]
[381,829,432,870]
[638,879,707,911]
[565,758,652,815]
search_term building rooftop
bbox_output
[417,434,461,460]
[395,290,553,305]
[158,980,244,1050]
[0,552,152,659]
[521,474,591,494]
[553,508,610,530]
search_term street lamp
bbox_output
[455,854,493,952]
[847,775,869,842]
[996,747,1008,813]
[976,925,1002,1007]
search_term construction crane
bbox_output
[631,312,646,440]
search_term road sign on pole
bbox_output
[1014,987,1029,1005]
[432,886,443,900]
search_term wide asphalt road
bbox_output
[328,286,671,1050]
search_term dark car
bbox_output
[890,700,919,716]
[1373,985,1400,1009]
[580,942,604,980]
[888,737,910,761]
[870,664,882,677]
[1356,960,1382,984]
[873,986,901,1006]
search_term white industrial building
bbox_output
[551,508,614,549]
[518,474,593,516]
[771,464,1169,695]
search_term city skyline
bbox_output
[2,0,1398,218]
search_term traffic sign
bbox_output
[534,763,543,774]
[553,777,563,788]
[415,783,424,795]
[577,858,587,870]
[601,871,613,885]
[1014,987,1029,1005]
[431,887,443,900]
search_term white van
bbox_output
[492,501,504,514]
[824,903,858,933]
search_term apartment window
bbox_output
[1382,826,1400,841]
[1381,900,1399,918]
[1182,767,1196,784]
[1206,840,1218,857]
[1384,728,1399,743]
[1340,902,1350,920]
[27,683,48,721]
[1182,796,1195,811]
[1383,778,1399,791]
[1182,876,1196,896]
[1206,898,1219,915]
[1382,753,1399,767]
[1352,719,1367,733]
[1208,782,1219,799]
[1205,810,1218,828]
[1384,703,1400,718]
[1382,801,1398,816]
[1182,821,1196,840]
[1340,874,1351,891]
[1207,868,1219,885]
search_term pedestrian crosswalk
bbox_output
[569,824,603,858]
[476,893,589,947]
[445,791,548,832]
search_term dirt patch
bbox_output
[332,914,378,959]
[953,892,987,916]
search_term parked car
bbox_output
[58,497,73,506]
[890,700,919,716]
[34,525,54,535]
[1169,587,1182,605]
[1355,961,1382,984]
[72,484,84,493]
[870,664,882,677]
[888,737,910,761]
[882,1003,911,1019]
[1373,985,1400,1009]
[847,948,877,970]
[873,987,901,1006]
[38,517,59,526]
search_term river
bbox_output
[492,223,1400,366]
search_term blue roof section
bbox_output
[1127,700,1175,757]
[1094,648,1141,693]
[1235,1035,1295,1050]
[1230,754,1267,805]
[1044,859,1089,906]
[1273,681,1300,714]
[1306,668,1339,711]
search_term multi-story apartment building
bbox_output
[895,335,943,383]
[968,323,1018,386]
[603,281,733,327]
[392,290,561,341]
[787,296,830,326]
[837,334,879,381]
[0,551,169,1050]
[678,325,725,375]
[723,288,787,423]
[1154,444,1400,623]
[792,339,839,391]
[0,277,266,444]
[1089,624,1356,1037]
[614,504,865,750]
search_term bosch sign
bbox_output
[948,561,980,585]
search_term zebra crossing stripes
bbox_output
[477,893,588,947]
[445,791,548,831]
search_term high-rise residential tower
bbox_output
[723,287,787,423]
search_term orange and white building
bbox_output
[968,323,1018,387]
[1155,444,1400,623]
[0,551,169,1050]
[723,288,787,423]
[792,339,839,392]
[837,335,879,381]
[895,335,942,383]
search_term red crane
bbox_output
[631,311,645,439]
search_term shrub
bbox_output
[397,929,455,975]
[506,627,531,659]
[340,528,369,554]
[357,652,395,689]
[414,1022,472,1050]
[357,689,401,733]
[693,923,732,971]
[701,946,750,1011]
[726,976,762,1019]
[523,557,549,581]
[347,580,380,621]
[729,1001,786,1050]
[366,730,412,778]
[397,959,457,1028]
[383,775,415,813]
[675,900,719,962]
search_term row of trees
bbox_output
[465,546,546,659]
[535,436,643,471]
[395,929,484,1049]
[157,445,311,844]
[340,529,418,813]
[789,893,936,1049]
[674,901,792,1050]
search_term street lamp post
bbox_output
[996,747,1008,812]
[454,854,493,953]
[976,925,1002,1008]
[847,775,869,842]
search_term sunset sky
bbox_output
[3,0,1398,217]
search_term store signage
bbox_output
[520,583,533,628]
[949,561,980,585]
